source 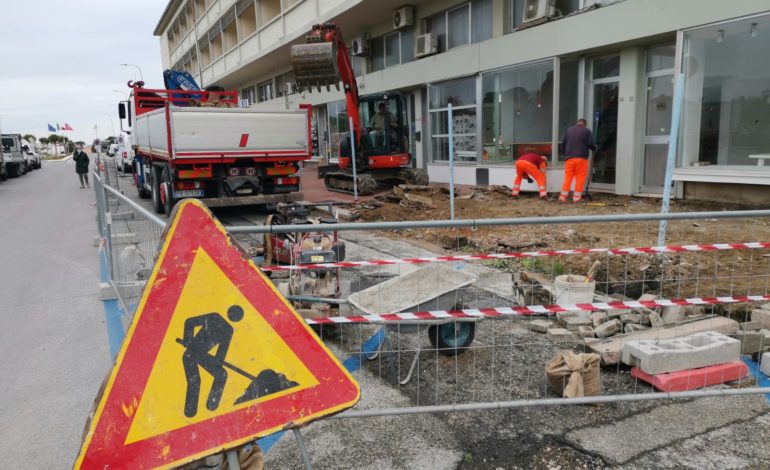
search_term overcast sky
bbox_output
[0,0,169,143]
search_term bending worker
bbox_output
[559,118,596,203]
[512,153,548,199]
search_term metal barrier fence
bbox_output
[92,168,770,466]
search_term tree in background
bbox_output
[22,134,36,143]
[47,134,63,155]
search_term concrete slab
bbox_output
[761,352,770,376]
[621,332,741,375]
[751,309,770,328]
[528,319,553,333]
[565,395,767,465]
[547,328,575,342]
[588,316,740,365]
[595,319,622,338]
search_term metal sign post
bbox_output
[348,116,358,201]
[447,103,455,221]
[657,74,685,246]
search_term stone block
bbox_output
[638,294,658,302]
[590,311,607,327]
[563,315,592,331]
[577,326,595,338]
[595,319,622,339]
[728,331,770,355]
[529,319,553,334]
[111,232,138,245]
[620,313,643,324]
[751,309,770,329]
[547,328,575,343]
[740,321,762,331]
[624,323,649,333]
[621,332,741,375]
[661,306,685,324]
[761,352,770,377]
[648,311,664,328]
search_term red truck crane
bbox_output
[291,23,428,195]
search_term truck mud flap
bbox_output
[201,192,304,208]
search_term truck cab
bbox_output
[1,134,26,177]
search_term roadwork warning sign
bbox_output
[74,199,359,469]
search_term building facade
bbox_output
[154,0,770,202]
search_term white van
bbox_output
[116,141,134,172]
[108,143,119,157]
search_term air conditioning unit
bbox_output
[522,0,555,24]
[351,37,369,56]
[393,6,414,30]
[414,33,438,58]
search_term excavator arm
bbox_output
[291,23,362,145]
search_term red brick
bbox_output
[631,361,749,392]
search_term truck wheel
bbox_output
[151,165,164,214]
[427,322,475,356]
[161,166,176,216]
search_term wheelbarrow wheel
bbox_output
[428,322,475,356]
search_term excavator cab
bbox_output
[359,93,408,158]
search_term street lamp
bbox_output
[120,63,144,82]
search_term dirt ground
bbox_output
[347,186,770,316]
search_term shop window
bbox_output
[237,1,257,40]
[680,15,770,166]
[257,80,274,102]
[557,58,579,161]
[647,43,675,72]
[275,71,295,97]
[482,60,554,163]
[240,86,256,106]
[327,100,349,160]
[260,0,281,26]
[429,76,478,162]
[592,55,619,79]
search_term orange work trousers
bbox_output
[560,158,589,202]
[512,161,547,197]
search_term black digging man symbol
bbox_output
[177,305,299,418]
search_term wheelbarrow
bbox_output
[347,264,478,384]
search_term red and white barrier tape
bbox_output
[264,242,770,272]
[304,294,770,325]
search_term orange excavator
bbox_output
[291,23,428,195]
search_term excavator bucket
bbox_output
[290,42,340,92]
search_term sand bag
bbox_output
[546,350,601,398]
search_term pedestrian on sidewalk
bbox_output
[73,145,90,188]
[559,118,595,203]
[512,153,548,199]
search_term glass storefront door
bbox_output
[588,55,620,187]
[591,81,619,185]
[642,44,675,192]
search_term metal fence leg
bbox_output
[293,428,313,470]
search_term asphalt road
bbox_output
[0,160,110,468]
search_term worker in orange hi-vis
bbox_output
[559,118,596,203]
[512,153,548,199]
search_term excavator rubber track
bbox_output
[323,168,429,195]
[324,172,378,195]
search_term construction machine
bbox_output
[291,23,428,195]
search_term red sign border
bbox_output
[75,199,359,469]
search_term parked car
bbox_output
[21,140,41,170]
[108,143,119,157]
[116,142,134,173]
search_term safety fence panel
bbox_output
[91,175,770,414]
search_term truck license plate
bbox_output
[173,189,204,198]
[311,255,325,262]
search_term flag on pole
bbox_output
[56,123,60,131]
[63,123,74,131]
[48,124,56,132]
